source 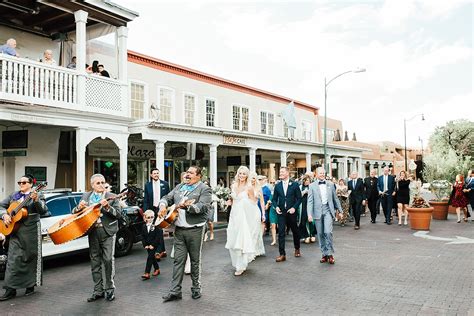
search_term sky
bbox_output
[115,0,473,148]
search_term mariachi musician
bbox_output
[0,174,48,301]
[72,174,122,303]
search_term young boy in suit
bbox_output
[141,210,160,280]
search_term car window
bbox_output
[46,196,72,217]
[72,195,82,206]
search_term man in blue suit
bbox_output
[377,166,396,225]
[271,166,302,262]
[348,171,366,230]
[307,167,342,264]
[143,168,170,257]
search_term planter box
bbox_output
[448,205,456,214]
[407,207,434,230]
[429,201,449,220]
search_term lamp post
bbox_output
[419,136,424,157]
[323,68,366,172]
[403,113,424,172]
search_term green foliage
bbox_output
[423,119,473,182]
[430,180,451,201]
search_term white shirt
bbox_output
[319,182,328,205]
[383,175,388,192]
[283,180,289,196]
[146,223,152,233]
[153,180,161,207]
[174,207,206,228]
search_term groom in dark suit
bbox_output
[143,168,170,257]
[271,166,302,262]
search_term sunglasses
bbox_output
[17,181,30,185]
[95,181,105,185]
[145,216,154,219]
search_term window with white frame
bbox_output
[206,99,216,127]
[232,105,249,131]
[184,94,195,125]
[159,88,173,122]
[302,121,312,141]
[283,121,295,139]
[320,128,335,142]
[130,82,145,120]
[260,111,274,135]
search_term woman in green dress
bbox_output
[0,175,47,301]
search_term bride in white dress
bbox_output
[225,166,265,276]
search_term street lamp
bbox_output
[323,68,366,172]
[403,113,424,171]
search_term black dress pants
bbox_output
[350,200,362,226]
[145,249,159,273]
[277,211,300,256]
[367,197,378,222]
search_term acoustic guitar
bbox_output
[0,182,48,236]
[154,199,195,229]
[48,192,126,245]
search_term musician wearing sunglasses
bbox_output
[0,174,47,301]
[159,166,212,302]
[72,174,122,303]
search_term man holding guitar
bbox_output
[0,174,48,301]
[159,166,212,302]
[73,174,122,303]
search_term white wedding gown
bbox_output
[225,190,265,272]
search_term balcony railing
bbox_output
[0,54,128,117]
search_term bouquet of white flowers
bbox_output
[212,185,231,210]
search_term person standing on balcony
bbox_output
[41,50,56,66]
[0,38,19,57]
[144,168,170,259]
[67,56,76,69]
[98,64,110,78]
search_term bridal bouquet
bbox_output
[212,185,231,210]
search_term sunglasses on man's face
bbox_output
[17,181,29,185]
[145,216,154,219]
[95,181,105,185]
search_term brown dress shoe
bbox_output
[160,252,167,258]
[141,273,150,280]
[328,255,335,264]
[154,253,162,260]
[320,256,328,263]
[152,269,160,276]
[275,255,286,262]
[294,249,301,257]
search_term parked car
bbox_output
[41,189,144,258]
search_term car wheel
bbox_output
[115,228,133,257]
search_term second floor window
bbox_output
[159,88,173,122]
[320,128,335,142]
[233,105,249,131]
[260,111,274,135]
[284,121,295,139]
[130,83,145,120]
[302,121,312,141]
[206,99,216,127]
[184,94,195,125]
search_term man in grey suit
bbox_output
[159,166,212,302]
[307,167,342,264]
[73,174,122,302]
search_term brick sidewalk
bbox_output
[1,213,473,315]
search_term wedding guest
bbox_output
[396,171,410,226]
[364,169,379,223]
[378,166,396,225]
[0,38,19,57]
[347,171,366,230]
[464,170,474,216]
[408,174,420,206]
[98,64,110,77]
[141,210,160,280]
[67,56,76,69]
[257,175,272,235]
[41,49,57,66]
[250,172,265,255]
[298,175,316,243]
[336,179,350,227]
[449,174,470,223]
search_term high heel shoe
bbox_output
[270,241,276,246]
[234,270,245,276]
[209,233,214,241]
[203,233,208,242]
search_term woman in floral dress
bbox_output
[336,179,350,226]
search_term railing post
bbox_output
[74,10,88,110]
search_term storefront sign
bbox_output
[2,150,27,157]
[223,136,246,146]
[88,142,156,159]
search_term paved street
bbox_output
[1,213,473,315]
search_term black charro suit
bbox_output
[271,180,302,256]
[348,178,366,227]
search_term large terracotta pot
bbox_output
[448,205,456,214]
[429,201,449,220]
[407,207,434,230]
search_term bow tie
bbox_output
[318,181,326,185]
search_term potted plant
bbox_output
[429,180,451,220]
[407,195,434,230]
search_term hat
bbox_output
[257,175,267,180]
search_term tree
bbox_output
[423,119,473,182]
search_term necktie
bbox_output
[318,181,326,185]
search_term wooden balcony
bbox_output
[0,54,128,117]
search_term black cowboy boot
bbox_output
[0,288,16,301]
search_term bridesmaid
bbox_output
[336,179,350,227]
[396,171,410,226]
[298,175,316,243]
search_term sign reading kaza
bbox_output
[223,136,246,146]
